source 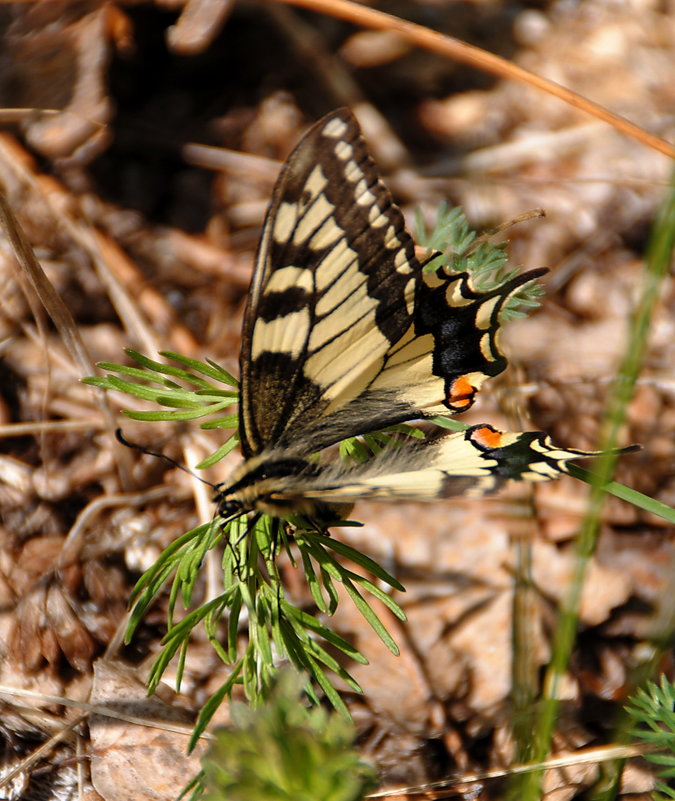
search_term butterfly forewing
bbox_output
[239,110,420,458]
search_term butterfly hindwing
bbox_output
[223,425,596,514]
[348,266,547,423]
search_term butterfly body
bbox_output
[215,109,600,523]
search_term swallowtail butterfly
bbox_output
[216,109,597,523]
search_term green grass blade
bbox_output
[522,177,675,801]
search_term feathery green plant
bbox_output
[415,202,545,319]
[627,676,675,801]
[86,347,410,733]
[195,670,377,801]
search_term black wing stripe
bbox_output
[240,110,421,456]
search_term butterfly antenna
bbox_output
[115,428,216,489]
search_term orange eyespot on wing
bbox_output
[446,375,478,412]
[467,424,509,450]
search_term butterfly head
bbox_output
[214,451,324,519]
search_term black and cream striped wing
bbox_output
[260,424,599,506]
[239,109,421,458]
[239,109,543,459]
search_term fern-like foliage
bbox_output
[626,675,675,800]
[415,202,545,320]
[85,349,406,736]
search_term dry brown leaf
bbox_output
[89,660,206,801]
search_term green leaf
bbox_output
[340,577,399,655]
[92,362,184,388]
[125,350,217,388]
[301,548,329,613]
[316,535,406,595]
[569,465,675,525]
[280,601,367,664]
[123,402,234,421]
[159,350,239,387]
[196,434,240,468]
[190,665,243,752]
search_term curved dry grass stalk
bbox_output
[275,0,675,159]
